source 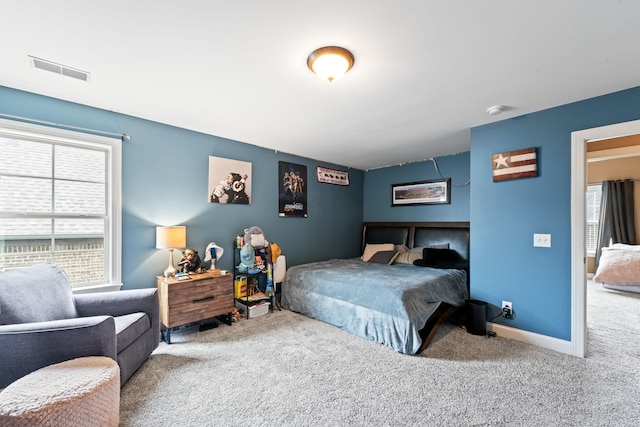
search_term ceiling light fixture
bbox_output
[487,105,506,115]
[307,46,355,83]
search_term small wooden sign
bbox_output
[316,166,350,186]
[492,147,537,182]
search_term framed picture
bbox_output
[492,147,537,182]
[208,156,252,204]
[278,161,308,217]
[316,166,349,186]
[391,178,451,206]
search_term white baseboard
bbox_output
[487,322,573,356]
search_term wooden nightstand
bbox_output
[156,272,233,343]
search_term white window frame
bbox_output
[0,118,122,290]
[585,183,601,257]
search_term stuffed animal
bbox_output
[177,248,203,274]
[237,243,255,273]
[254,256,265,271]
[244,226,268,249]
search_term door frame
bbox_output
[570,118,640,357]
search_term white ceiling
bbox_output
[1,1,639,170]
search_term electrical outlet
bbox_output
[533,233,551,248]
[502,301,513,319]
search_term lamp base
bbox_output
[164,266,178,278]
[163,250,179,277]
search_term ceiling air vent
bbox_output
[28,56,91,82]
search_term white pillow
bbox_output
[609,243,640,251]
[393,252,422,264]
[361,243,395,262]
[593,247,640,285]
[395,244,410,253]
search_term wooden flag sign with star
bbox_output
[492,147,537,182]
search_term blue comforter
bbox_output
[282,258,468,354]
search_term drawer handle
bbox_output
[192,296,215,303]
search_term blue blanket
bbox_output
[282,258,468,354]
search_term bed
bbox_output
[593,243,640,293]
[282,222,470,354]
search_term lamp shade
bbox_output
[307,46,354,83]
[156,226,186,249]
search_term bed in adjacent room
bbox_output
[282,222,470,354]
[593,243,640,293]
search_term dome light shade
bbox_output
[307,46,354,82]
[487,105,505,115]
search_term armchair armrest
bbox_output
[0,316,116,388]
[74,288,160,347]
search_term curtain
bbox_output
[595,179,636,267]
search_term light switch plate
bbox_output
[533,233,551,248]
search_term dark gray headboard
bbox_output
[362,222,470,261]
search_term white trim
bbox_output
[0,117,122,287]
[72,283,123,294]
[488,322,572,355]
[570,129,587,358]
[570,118,640,358]
[109,133,123,285]
[0,117,116,147]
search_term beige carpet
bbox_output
[119,284,640,426]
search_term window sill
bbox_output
[72,283,123,294]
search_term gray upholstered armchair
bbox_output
[0,264,159,388]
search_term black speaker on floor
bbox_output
[465,299,488,336]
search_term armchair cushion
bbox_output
[75,288,160,350]
[0,265,78,325]
[114,312,150,351]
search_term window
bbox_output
[586,184,601,255]
[0,118,122,289]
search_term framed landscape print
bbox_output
[391,178,451,206]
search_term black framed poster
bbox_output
[278,161,307,217]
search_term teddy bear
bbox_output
[243,226,269,273]
[243,226,268,249]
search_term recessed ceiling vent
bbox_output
[28,55,91,82]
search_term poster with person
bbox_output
[278,161,307,217]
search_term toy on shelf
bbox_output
[204,242,224,271]
[177,248,203,274]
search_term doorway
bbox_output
[570,118,640,357]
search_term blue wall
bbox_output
[470,86,640,341]
[0,86,364,289]
[5,82,640,343]
[363,151,470,222]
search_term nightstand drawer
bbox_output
[166,278,231,305]
[166,296,233,327]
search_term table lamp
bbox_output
[156,226,186,277]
